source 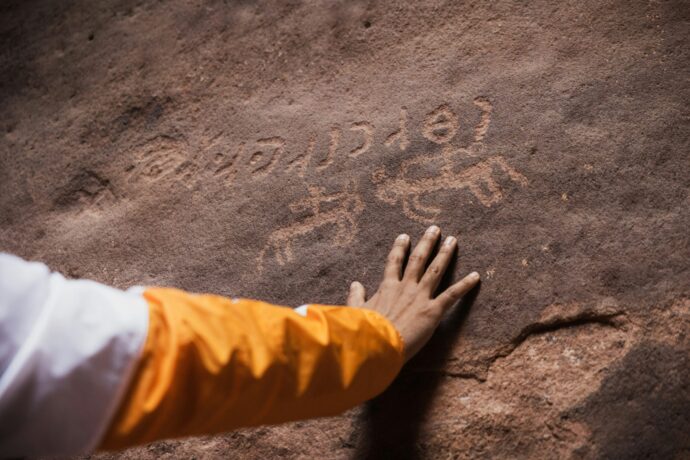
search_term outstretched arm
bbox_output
[0,226,479,456]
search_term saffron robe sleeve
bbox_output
[0,253,405,456]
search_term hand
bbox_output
[347,225,480,362]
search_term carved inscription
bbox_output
[422,104,459,144]
[127,136,196,188]
[258,182,364,272]
[123,97,528,267]
[286,136,315,178]
[316,127,341,170]
[384,108,409,151]
[249,137,285,177]
[199,105,413,186]
[373,98,528,224]
[373,155,528,224]
[212,142,243,183]
[472,97,492,144]
[349,122,374,158]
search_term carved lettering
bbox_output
[349,122,374,158]
[316,127,341,170]
[423,104,459,145]
[286,136,315,178]
[127,136,196,189]
[212,142,244,184]
[472,97,493,144]
[249,137,285,177]
[384,108,409,151]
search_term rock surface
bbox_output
[1,0,688,458]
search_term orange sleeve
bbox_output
[99,287,405,450]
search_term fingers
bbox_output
[420,235,457,293]
[347,281,366,306]
[433,271,480,312]
[383,234,410,281]
[403,225,441,283]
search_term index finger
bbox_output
[433,271,480,311]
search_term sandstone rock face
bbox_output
[1,0,688,458]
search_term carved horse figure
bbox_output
[258,182,364,271]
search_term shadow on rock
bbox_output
[353,258,480,460]
[569,341,690,459]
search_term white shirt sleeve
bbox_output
[0,253,149,457]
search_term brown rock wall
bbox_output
[1,0,688,457]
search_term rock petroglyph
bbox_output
[258,182,364,271]
[384,108,409,151]
[316,127,341,171]
[248,137,285,178]
[3,1,686,457]
[286,136,315,178]
[373,154,528,223]
[127,136,195,187]
[211,141,243,184]
[120,99,527,264]
[373,98,528,223]
[122,99,507,199]
[349,121,374,158]
[422,103,460,145]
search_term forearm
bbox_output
[3,224,473,456]
[100,287,405,450]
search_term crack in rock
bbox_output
[421,307,627,382]
[503,310,626,356]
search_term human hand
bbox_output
[347,226,480,362]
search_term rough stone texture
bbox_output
[1,0,688,458]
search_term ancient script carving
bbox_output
[286,136,315,178]
[212,142,243,183]
[384,108,409,151]
[315,127,341,170]
[349,121,374,158]
[248,137,285,178]
[422,104,459,145]
[127,136,197,188]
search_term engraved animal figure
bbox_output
[372,154,528,223]
[258,183,365,271]
[372,97,527,224]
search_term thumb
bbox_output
[347,281,366,306]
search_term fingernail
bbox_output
[426,225,440,235]
[469,271,480,281]
[444,236,456,246]
[397,233,409,242]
